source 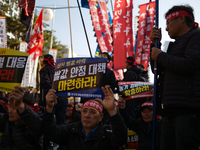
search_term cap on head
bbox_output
[83,100,103,113]
[67,104,73,110]
[141,102,153,111]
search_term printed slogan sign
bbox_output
[53,58,107,99]
[0,48,28,92]
[118,81,153,100]
[125,130,139,150]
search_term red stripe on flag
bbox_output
[113,0,134,70]
[26,8,44,60]
[19,0,35,18]
[89,1,113,54]
[141,2,155,70]
[135,4,148,65]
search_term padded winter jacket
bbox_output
[42,111,127,150]
[119,108,162,150]
[0,105,43,150]
[150,28,200,116]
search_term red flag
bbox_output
[89,1,113,53]
[141,2,155,70]
[19,0,36,43]
[113,0,134,70]
[135,3,148,65]
[26,8,43,60]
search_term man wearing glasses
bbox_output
[150,5,200,150]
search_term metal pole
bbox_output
[76,0,93,57]
[29,0,37,87]
[110,0,114,14]
[50,4,56,49]
[67,0,74,58]
[152,0,159,150]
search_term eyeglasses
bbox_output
[166,17,178,27]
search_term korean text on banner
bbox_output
[113,0,134,70]
[0,48,28,93]
[135,4,148,65]
[141,1,155,70]
[118,81,154,100]
[53,58,107,99]
[89,1,113,54]
[0,16,6,48]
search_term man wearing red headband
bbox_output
[0,86,43,149]
[39,54,55,107]
[150,5,200,150]
[42,85,127,150]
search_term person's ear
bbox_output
[179,15,186,24]
[100,113,104,121]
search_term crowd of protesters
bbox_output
[0,4,199,150]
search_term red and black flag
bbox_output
[19,0,36,43]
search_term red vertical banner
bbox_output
[125,0,133,57]
[89,1,113,54]
[113,0,126,70]
[26,8,44,60]
[141,1,155,70]
[135,4,148,65]
[98,2,113,53]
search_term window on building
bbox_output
[9,10,12,16]
[15,4,18,11]
[14,13,17,18]
[10,2,13,7]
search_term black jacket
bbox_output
[0,105,43,150]
[119,108,162,150]
[42,111,127,150]
[123,66,146,107]
[102,68,116,92]
[39,64,54,106]
[150,28,200,116]
[123,66,142,81]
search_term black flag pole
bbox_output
[152,0,159,150]
[76,0,93,57]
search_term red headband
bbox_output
[0,100,8,105]
[83,101,103,113]
[67,107,73,110]
[126,59,137,66]
[126,59,134,63]
[43,57,55,67]
[166,10,199,28]
[141,102,153,107]
[0,100,40,112]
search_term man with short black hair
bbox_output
[150,5,200,150]
[123,56,143,81]
[39,54,55,107]
[100,52,116,92]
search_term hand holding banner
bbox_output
[53,58,107,99]
[0,48,28,93]
[118,81,154,100]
